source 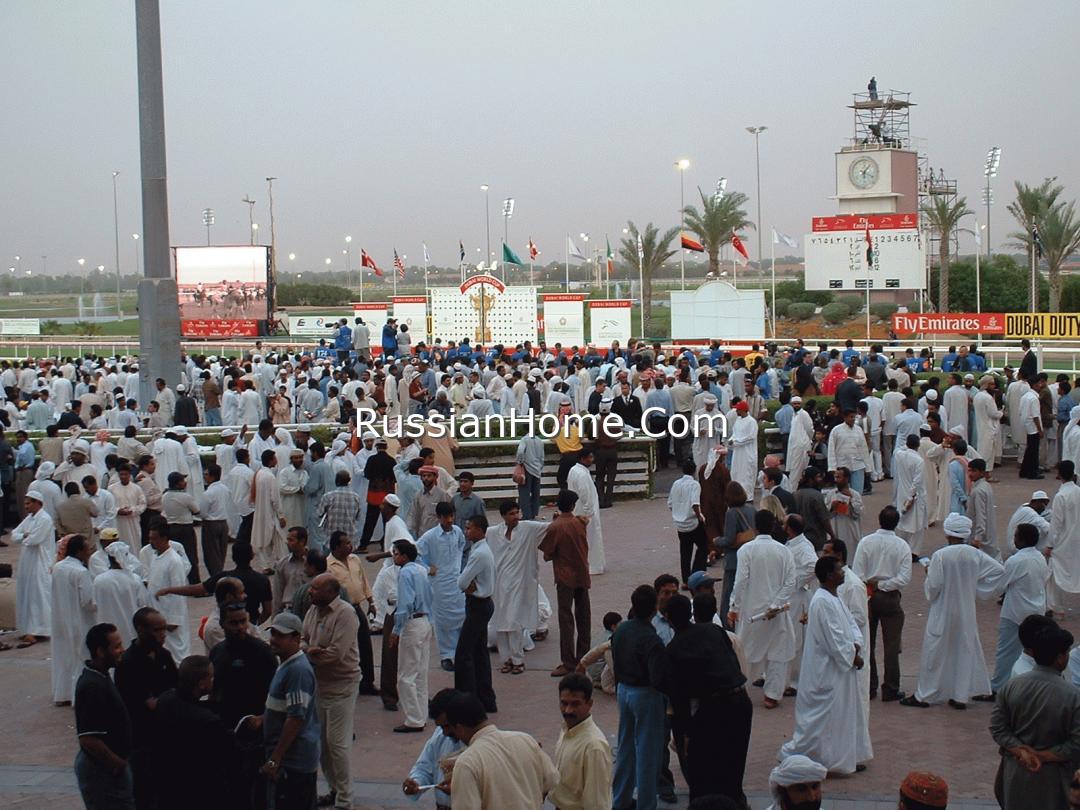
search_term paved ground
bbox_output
[0,463,1074,808]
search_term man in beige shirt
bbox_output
[549,672,612,810]
[55,481,98,538]
[441,692,558,809]
[302,573,360,810]
[326,531,378,694]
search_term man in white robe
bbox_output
[728,402,758,502]
[213,428,242,477]
[894,434,930,557]
[902,513,1005,708]
[250,450,288,572]
[278,448,309,530]
[12,491,55,644]
[823,467,863,552]
[1004,491,1052,557]
[237,380,262,426]
[566,448,605,574]
[1047,459,1080,614]
[691,395,725,469]
[729,510,797,707]
[178,429,205,498]
[784,516,819,692]
[51,535,97,704]
[779,555,865,774]
[785,397,814,488]
[151,430,188,492]
[146,522,190,663]
[88,528,145,581]
[487,501,546,670]
[225,450,255,539]
[108,465,147,551]
[92,544,149,646]
[1006,376,1031,452]
[973,376,1004,473]
[942,374,970,438]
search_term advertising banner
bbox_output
[891,312,1005,335]
[1006,313,1080,340]
[588,299,632,346]
[812,213,919,232]
[542,294,585,346]
[175,245,270,337]
[0,318,40,335]
[287,313,351,337]
[392,296,428,342]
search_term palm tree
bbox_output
[921,195,971,311]
[1038,201,1080,311]
[618,221,678,336]
[680,188,754,276]
[1008,178,1065,301]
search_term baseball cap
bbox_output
[687,571,715,590]
[269,613,303,636]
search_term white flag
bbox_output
[772,229,798,249]
[568,236,587,261]
[423,243,431,263]
[636,233,644,261]
[973,227,982,247]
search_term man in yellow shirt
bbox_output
[549,672,612,810]
[554,396,583,490]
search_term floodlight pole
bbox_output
[135,0,181,404]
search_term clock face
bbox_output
[849,157,879,189]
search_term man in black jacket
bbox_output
[173,384,199,427]
[611,381,643,429]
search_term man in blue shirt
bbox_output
[261,612,320,809]
[332,319,352,365]
[454,514,497,713]
[392,539,435,733]
[381,319,399,358]
[841,339,861,367]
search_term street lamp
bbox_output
[132,233,140,276]
[344,235,352,289]
[984,146,1001,259]
[112,171,121,316]
[202,208,215,245]
[288,252,296,261]
[251,223,259,239]
[746,126,767,287]
[674,159,690,289]
[480,184,491,271]
[77,258,86,296]
[242,195,256,245]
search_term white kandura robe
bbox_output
[785,408,814,487]
[730,536,797,666]
[93,568,149,647]
[108,481,147,551]
[838,565,872,761]
[250,467,287,572]
[893,447,930,556]
[779,587,865,774]
[692,410,726,469]
[51,557,96,703]
[943,384,970,437]
[416,524,467,661]
[728,415,758,501]
[914,543,1005,704]
[1048,479,1080,609]
[973,390,1003,470]
[148,546,190,663]
[152,437,188,492]
[487,521,544,637]
[12,510,55,636]
[181,436,205,497]
[278,465,309,530]
[567,463,605,574]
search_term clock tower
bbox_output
[834,91,919,215]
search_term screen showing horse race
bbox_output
[174,245,271,337]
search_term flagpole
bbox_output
[866,241,872,341]
[637,240,645,337]
[422,248,429,297]
[770,234,776,338]
[565,234,570,292]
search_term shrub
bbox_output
[787,302,817,321]
[836,294,864,313]
[773,297,792,318]
[821,302,852,324]
[40,320,62,335]
[870,302,898,321]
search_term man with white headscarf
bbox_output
[973,375,1003,474]
[900,512,1004,709]
[691,394,725,470]
[28,462,62,520]
[894,434,930,557]
[765,754,826,810]
[51,535,97,705]
[466,385,494,418]
[92,542,149,647]
[12,489,54,646]
[785,396,814,488]
[779,555,865,775]
[54,440,98,493]
[150,429,187,492]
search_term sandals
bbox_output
[763,697,779,709]
[510,664,526,675]
[500,661,514,674]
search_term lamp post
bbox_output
[344,235,352,290]
[984,147,1001,259]
[77,258,86,296]
[480,184,491,274]
[242,195,255,244]
[132,233,140,276]
[502,197,514,283]
[202,208,214,245]
[746,126,767,285]
[674,158,690,289]
[112,171,122,316]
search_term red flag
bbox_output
[681,233,705,253]
[528,238,538,260]
[361,249,383,277]
[731,233,749,266]
[865,225,873,264]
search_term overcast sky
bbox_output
[3,1,1078,276]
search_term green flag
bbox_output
[503,242,525,266]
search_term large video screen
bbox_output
[174,246,270,337]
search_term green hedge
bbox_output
[773,297,793,318]
[870,302,899,320]
[821,302,851,324]
[787,302,816,321]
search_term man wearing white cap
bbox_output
[93,541,150,647]
[54,440,98,493]
[466,385,494,418]
[51,534,96,705]
[765,754,826,810]
[151,428,188,492]
[901,512,1004,709]
[785,396,814,489]
[973,375,1004,474]
[12,489,55,648]
[214,428,243,477]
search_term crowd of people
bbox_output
[3,326,1080,809]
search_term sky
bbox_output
[2,0,1079,277]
